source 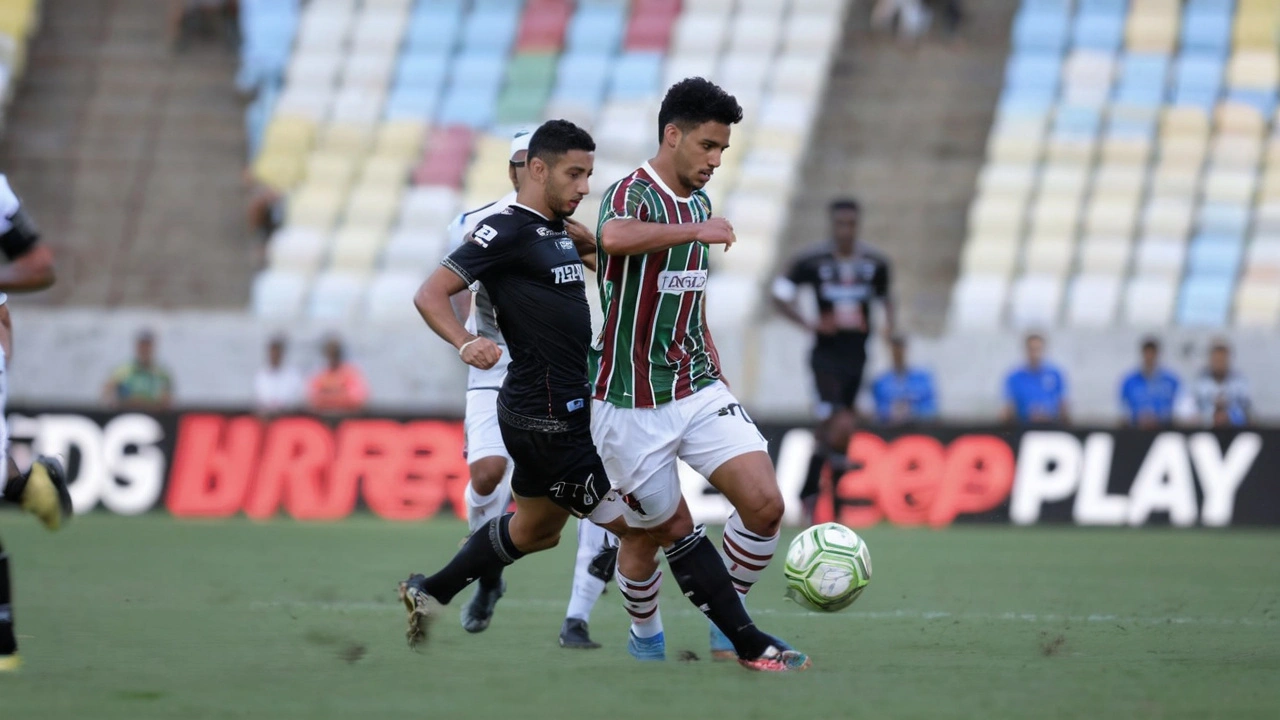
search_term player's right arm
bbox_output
[771,252,825,333]
[597,177,734,256]
[0,175,53,293]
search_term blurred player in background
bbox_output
[1119,337,1179,428]
[869,335,937,426]
[772,199,894,524]
[0,174,73,671]
[1178,340,1251,427]
[590,78,809,671]
[1003,333,1070,425]
[443,130,616,648]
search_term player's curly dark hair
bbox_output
[528,119,596,166]
[657,77,743,143]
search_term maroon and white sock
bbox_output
[720,512,779,597]
[616,567,663,638]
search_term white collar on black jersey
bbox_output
[511,202,551,220]
[642,161,693,204]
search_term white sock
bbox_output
[565,519,608,622]
[721,511,779,597]
[616,566,663,639]
[464,480,510,535]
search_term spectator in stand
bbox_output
[1119,337,1180,428]
[169,0,238,52]
[870,336,937,425]
[307,335,369,413]
[254,334,304,415]
[103,330,173,410]
[1002,333,1069,425]
[1177,340,1251,427]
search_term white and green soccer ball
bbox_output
[784,522,872,612]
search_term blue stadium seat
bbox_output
[236,0,297,92]
[1106,107,1158,137]
[396,52,450,92]
[1012,12,1070,53]
[1072,14,1124,51]
[1227,89,1278,117]
[1176,275,1235,325]
[554,53,612,107]
[1189,235,1245,276]
[566,6,627,55]
[451,54,506,93]
[1181,9,1232,54]
[1114,53,1169,106]
[610,53,663,100]
[437,86,498,127]
[998,94,1057,116]
[1005,52,1062,93]
[406,8,461,53]
[385,86,441,121]
[1186,0,1235,12]
[1078,0,1129,13]
[1052,105,1102,137]
[461,9,520,57]
[1172,53,1225,110]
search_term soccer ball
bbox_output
[783,522,872,612]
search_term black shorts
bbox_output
[811,346,868,420]
[497,405,612,518]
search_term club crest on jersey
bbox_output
[657,270,708,294]
[557,238,575,251]
[552,263,585,284]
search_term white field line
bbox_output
[248,600,1279,626]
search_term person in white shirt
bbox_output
[1176,340,1252,427]
[254,334,304,414]
[443,131,614,649]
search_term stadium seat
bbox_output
[330,224,386,273]
[1133,237,1187,276]
[365,270,424,323]
[266,226,327,274]
[1022,236,1075,276]
[1234,279,1280,326]
[1008,274,1064,328]
[1078,235,1132,274]
[307,271,368,321]
[252,269,310,319]
[1227,50,1280,89]
[962,240,1019,278]
[382,227,449,274]
[1245,237,1280,274]
[949,274,1009,330]
[671,13,728,56]
[1187,235,1244,276]
[1141,198,1194,238]
[1122,275,1176,325]
[1072,12,1124,52]
[1197,203,1249,236]
[1176,274,1234,325]
[1065,273,1123,327]
[1181,6,1232,54]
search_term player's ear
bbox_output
[662,123,681,149]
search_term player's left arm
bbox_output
[0,176,55,293]
[564,218,597,271]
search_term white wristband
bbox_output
[458,337,481,357]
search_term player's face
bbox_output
[1209,347,1229,376]
[832,208,859,247]
[1026,337,1045,366]
[544,149,594,219]
[892,342,907,369]
[1141,345,1158,369]
[674,121,731,191]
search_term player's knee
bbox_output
[469,457,507,496]
[740,484,785,536]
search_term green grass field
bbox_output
[1,514,1278,719]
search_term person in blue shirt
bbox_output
[871,336,937,425]
[1002,333,1070,425]
[1118,337,1180,428]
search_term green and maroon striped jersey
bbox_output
[590,162,723,408]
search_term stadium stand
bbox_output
[956,0,1280,330]
[245,0,850,323]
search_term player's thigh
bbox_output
[590,399,683,528]
[501,420,614,519]
[464,389,511,465]
[809,363,848,423]
[678,383,781,526]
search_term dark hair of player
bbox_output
[528,120,595,167]
[829,198,861,214]
[656,77,743,143]
[1025,333,1044,344]
[1140,336,1159,352]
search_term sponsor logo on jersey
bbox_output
[657,270,708,294]
[552,263,585,285]
[557,238,575,251]
[536,226,560,237]
[470,224,498,248]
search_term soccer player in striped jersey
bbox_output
[587,78,808,669]
[444,131,617,647]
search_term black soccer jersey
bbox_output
[442,203,592,423]
[780,242,891,358]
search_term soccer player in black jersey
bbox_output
[402,120,808,671]
[0,174,73,672]
[772,198,894,518]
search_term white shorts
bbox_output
[589,381,768,529]
[463,388,510,464]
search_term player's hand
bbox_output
[564,218,596,253]
[458,336,502,370]
[695,218,736,250]
[813,314,839,336]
